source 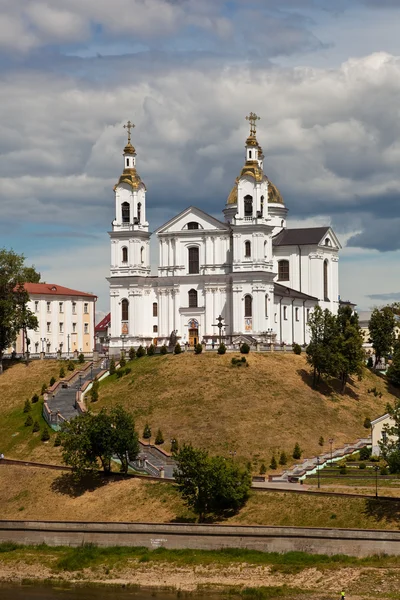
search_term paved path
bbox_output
[47,364,102,421]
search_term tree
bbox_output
[41,428,50,442]
[109,405,139,473]
[119,354,126,368]
[293,442,302,460]
[155,428,164,445]
[67,360,75,371]
[160,344,168,355]
[0,249,39,373]
[217,343,226,355]
[293,343,302,355]
[32,393,39,403]
[379,399,400,473]
[78,353,85,364]
[306,306,340,388]
[194,343,203,354]
[173,444,251,522]
[129,347,136,361]
[387,343,400,387]
[24,415,33,427]
[279,451,287,465]
[369,307,396,368]
[259,463,267,475]
[363,417,371,429]
[174,343,182,355]
[147,344,155,356]
[90,379,99,403]
[137,345,146,358]
[59,366,65,378]
[318,436,324,447]
[240,343,250,354]
[49,377,56,387]
[32,420,40,433]
[143,423,151,439]
[109,357,116,375]
[336,305,364,393]
[270,455,277,470]
[60,412,101,477]
[170,438,179,453]
[41,383,47,394]
[23,399,31,413]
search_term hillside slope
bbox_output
[96,352,396,466]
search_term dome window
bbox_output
[188,222,199,230]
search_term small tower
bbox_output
[109,121,151,277]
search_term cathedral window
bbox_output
[188,222,199,230]
[245,241,251,258]
[249,150,252,159]
[153,325,158,333]
[244,195,253,217]
[122,247,128,263]
[121,202,130,223]
[278,260,289,281]
[260,195,264,215]
[121,299,129,322]
[324,260,329,300]
[264,241,267,258]
[126,158,129,167]
[188,247,199,274]
[153,302,158,317]
[188,289,198,308]
[306,308,310,322]
[283,306,287,320]
[265,295,268,318]
[137,202,142,223]
[325,238,331,246]
[244,295,252,318]
[295,307,299,321]
[140,246,144,263]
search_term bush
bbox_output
[78,353,85,364]
[231,356,247,366]
[41,383,47,395]
[109,357,116,375]
[292,442,302,460]
[129,347,136,361]
[359,462,367,469]
[270,455,277,470]
[32,393,39,403]
[174,343,182,355]
[155,429,164,445]
[360,446,372,461]
[24,415,33,427]
[240,343,250,354]
[90,380,99,402]
[143,423,151,439]
[160,344,168,355]
[370,454,380,462]
[279,451,287,466]
[380,466,389,476]
[293,343,302,355]
[318,436,324,447]
[260,463,267,475]
[67,360,75,371]
[367,356,373,368]
[54,435,61,447]
[23,399,31,413]
[59,366,65,378]
[339,466,347,475]
[194,343,203,355]
[49,377,56,387]
[116,369,125,379]
[119,354,126,368]
[217,343,226,355]
[32,420,40,433]
[137,345,146,358]
[41,428,50,442]
[363,417,372,429]
[147,344,155,356]
[124,366,131,375]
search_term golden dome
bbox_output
[114,168,145,191]
[226,177,284,205]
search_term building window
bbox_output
[153,302,158,317]
[249,150,252,159]
[59,322,63,333]
[260,195,264,215]
[274,313,277,323]
[324,260,329,300]
[244,295,252,318]
[34,301,39,313]
[306,308,310,323]
[283,306,287,320]
[153,325,158,333]
[84,323,89,334]
[121,299,129,322]
[265,295,268,318]
[295,307,299,321]
[188,247,199,274]
[126,158,129,167]
[122,247,128,263]
[121,202,130,223]
[188,289,198,308]
[244,195,253,217]
[47,322,51,333]
[264,241,267,259]
[84,303,88,314]
[59,302,63,313]
[187,222,199,230]
[325,238,331,246]
[245,241,251,258]
[140,246,144,263]
[278,260,290,281]
[137,202,142,223]
[72,322,77,333]
[72,302,76,314]
[47,301,51,313]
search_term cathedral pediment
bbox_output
[155,206,230,234]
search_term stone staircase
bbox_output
[130,442,177,478]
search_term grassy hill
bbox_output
[96,352,397,468]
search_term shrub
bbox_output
[32,420,40,433]
[155,429,164,445]
[293,343,302,355]
[194,343,203,355]
[124,367,131,375]
[160,344,168,355]
[143,423,151,439]
[32,393,39,403]
[54,435,61,447]
[370,454,380,462]
[367,356,373,368]
[147,344,155,356]
[90,380,99,402]
[292,442,302,460]
[174,343,182,355]
[270,455,277,470]
[116,369,125,379]
[78,353,85,364]
[363,417,372,429]
[260,463,267,475]
[240,343,250,354]
[23,399,31,413]
[339,466,347,475]
[359,462,367,469]
[119,354,126,368]
[360,446,372,461]
[129,347,136,361]
[49,377,56,387]
[109,357,116,375]
[137,345,146,358]
[318,436,324,447]
[279,451,287,466]
[59,366,65,378]
[217,343,226,355]
[41,383,47,395]
[241,356,247,363]
[24,415,33,427]
[380,466,389,476]
[41,428,50,442]
[67,360,75,371]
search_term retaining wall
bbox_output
[1,521,400,557]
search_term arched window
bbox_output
[188,247,199,274]
[137,202,142,223]
[245,241,251,258]
[260,195,264,215]
[188,289,198,308]
[140,246,144,263]
[153,302,158,317]
[325,238,331,246]
[122,247,128,263]
[121,299,129,322]
[278,260,289,281]
[324,260,329,300]
[187,222,199,230]
[249,150,252,159]
[244,195,253,217]
[244,295,252,318]
[126,158,130,167]
[264,240,267,258]
[121,202,130,223]
[265,294,268,318]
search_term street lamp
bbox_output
[316,456,320,489]
[329,438,334,466]
[229,450,237,462]
[374,465,379,498]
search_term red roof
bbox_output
[95,313,111,332]
[24,283,97,299]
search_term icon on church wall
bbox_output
[188,318,199,329]
[245,318,252,332]
[121,322,129,335]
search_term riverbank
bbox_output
[1,544,400,598]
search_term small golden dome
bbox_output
[114,167,145,191]
[226,177,284,205]
[246,135,258,147]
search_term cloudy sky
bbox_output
[2,0,400,316]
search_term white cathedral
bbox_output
[108,114,341,352]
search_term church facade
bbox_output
[108,115,341,352]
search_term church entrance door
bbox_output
[189,328,198,347]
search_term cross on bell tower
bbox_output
[123,120,135,145]
[245,112,260,137]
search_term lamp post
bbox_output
[212,315,228,347]
[229,450,237,462]
[316,456,320,489]
[374,465,379,498]
[329,438,334,466]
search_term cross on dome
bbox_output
[123,120,135,145]
[245,112,260,137]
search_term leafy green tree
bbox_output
[293,442,302,460]
[136,345,146,358]
[379,399,400,473]
[49,377,56,387]
[41,428,50,442]
[170,438,179,453]
[143,423,151,439]
[363,417,371,429]
[59,366,65,378]
[147,344,155,356]
[155,428,164,445]
[32,420,40,433]
[24,415,33,427]
[174,444,251,522]
[60,413,100,476]
[0,249,39,373]
[336,305,365,393]
[129,347,136,361]
[119,354,126,367]
[279,451,287,466]
[109,405,139,473]
[306,306,340,388]
[174,342,182,355]
[78,353,85,364]
[23,399,31,413]
[90,379,99,403]
[109,357,116,375]
[270,455,277,470]
[54,435,61,447]
[31,393,39,403]
[367,356,373,368]
[194,343,203,354]
[67,360,75,371]
[387,343,400,387]
[259,463,267,475]
[369,307,396,368]
[292,343,302,355]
